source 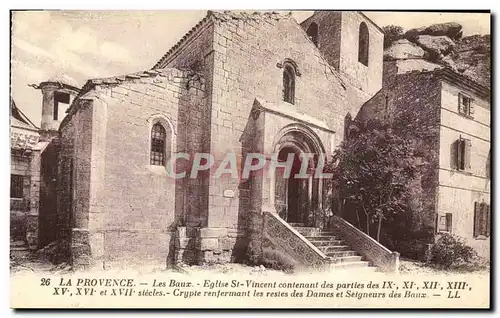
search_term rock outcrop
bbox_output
[415,35,455,58]
[404,22,463,40]
[384,22,490,87]
[384,39,427,60]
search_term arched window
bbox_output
[307,22,319,47]
[283,64,296,104]
[358,22,369,66]
[150,123,167,166]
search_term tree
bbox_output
[382,25,404,48]
[329,119,418,242]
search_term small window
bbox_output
[437,213,453,233]
[474,202,490,238]
[458,93,474,118]
[54,91,70,121]
[358,22,369,66]
[150,123,166,166]
[454,137,471,171]
[306,22,319,47]
[283,64,296,104]
[10,174,23,198]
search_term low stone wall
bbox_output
[330,215,400,272]
[175,226,247,265]
[71,228,94,270]
[263,211,327,270]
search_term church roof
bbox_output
[63,67,201,130]
[152,10,292,70]
[77,68,191,98]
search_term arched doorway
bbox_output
[275,146,307,223]
[272,124,325,227]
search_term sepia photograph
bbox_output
[8,9,491,309]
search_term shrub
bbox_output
[261,247,298,273]
[428,233,478,269]
[383,25,404,48]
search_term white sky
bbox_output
[10,10,490,125]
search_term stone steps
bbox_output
[319,245,358,254]
[326,250,358,258]
[11,240,27,247]
[329,255,363,263]
[10,240,30,259]
[329,260,371,270]
[294,227,320,236]
[11,246,29,251]
[323,245,351,252]
[304,236,340,241]
[292,225,378,272]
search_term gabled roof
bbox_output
[75,67,196,100]
[61,67,200,131]
[10,97,38,130]
[152,10,292,70]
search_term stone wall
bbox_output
[10,151,33,242]
[37,141,59,248]
[158,21,216,264]
[163,21,215,231]
[206,12,367,263]
[300,11,342,71]
[301,11,384,99]
[98,69,205,267]
[359,63,442,258]
[57,68,208,268]
[57,98,94,267]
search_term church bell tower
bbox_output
[34,74,80,141]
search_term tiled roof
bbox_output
[10,97,38,130]
[77,68,194,99]
[152,10,292,70]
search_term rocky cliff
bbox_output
[383,22,490,87]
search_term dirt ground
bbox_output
[10,251,490,277]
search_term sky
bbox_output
[10,10,490,126]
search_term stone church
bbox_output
[10,11,488,271]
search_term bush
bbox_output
[428,233,478,269]
[261,247,298,273]
[383,25,404,48]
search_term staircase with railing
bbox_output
[262,210,399,272]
